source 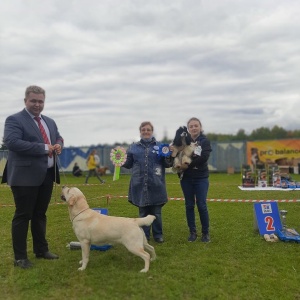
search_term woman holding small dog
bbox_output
[171,117,212,243]
[122,121,173,243]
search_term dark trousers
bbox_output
[180,177,210,235]
[11,168,54,260]
[139,205,163,240]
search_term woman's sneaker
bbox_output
[201,233,210,242]
[188,232,197,242]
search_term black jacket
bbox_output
[182,134,212,179]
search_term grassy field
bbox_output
[0,173,299,300]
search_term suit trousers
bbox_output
[11,168,54,260]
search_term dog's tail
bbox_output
[136,215,156,227]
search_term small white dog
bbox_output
[61,186,156,272]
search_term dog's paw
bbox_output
[78,266,86,271]
[139,268,148,273]
[182,161,190,168]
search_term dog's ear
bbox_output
[173,126,185,146]
[180,126,192,145]
[67,188,78,206]
[68,193,76,206]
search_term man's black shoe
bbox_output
[14,259,33,269]
[154,237,164,243]
[36,251,59,259]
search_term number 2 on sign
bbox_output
[264,216,275,231]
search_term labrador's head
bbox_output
[61,186,85,206]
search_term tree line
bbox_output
[162,125,300,143]
[1,126,300,150]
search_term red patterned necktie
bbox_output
[34,117,52,157]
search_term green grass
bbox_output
[0,173,300,300]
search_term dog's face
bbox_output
[173,126,192,146]
[61,186,85,206]
[251,148,258,155]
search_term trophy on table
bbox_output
[277,209,300,242]
[279,210,288,232]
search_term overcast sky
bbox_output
[1,0,299,147]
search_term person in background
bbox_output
[85,149,105,184]
[72,162,83,177]
[94,152,100,167]
[122,121,173,243]
[1,85,64,269]
[171,117,212,243]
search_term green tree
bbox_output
[235,129,247,141]
[270,125,287,139]
[249,127,272,140]
[206,126,300,141]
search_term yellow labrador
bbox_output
[61,186,156,272]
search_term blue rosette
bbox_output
[157,144,171,157]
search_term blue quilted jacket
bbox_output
[122,138,172,207]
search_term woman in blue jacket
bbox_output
[122,121,173,243]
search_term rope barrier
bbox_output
[1,195,300,208]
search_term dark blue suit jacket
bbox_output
[2,109,64,186]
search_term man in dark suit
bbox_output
[2,85,64,269]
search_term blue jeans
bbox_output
[180,177,209,235]
[139,205,163,240]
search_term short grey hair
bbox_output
[139,121,154,132]
[25,85,45,98]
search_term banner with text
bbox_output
[247,139,300,166]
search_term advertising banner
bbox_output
[247,139,300,166]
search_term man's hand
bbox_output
[53,144,62,155]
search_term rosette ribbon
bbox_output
[110,146,127,181]
[156,144,171,157]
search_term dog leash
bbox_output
[53,153,69,202]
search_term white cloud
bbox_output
[1,0,300,146]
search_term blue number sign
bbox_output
[254,202,282,235]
